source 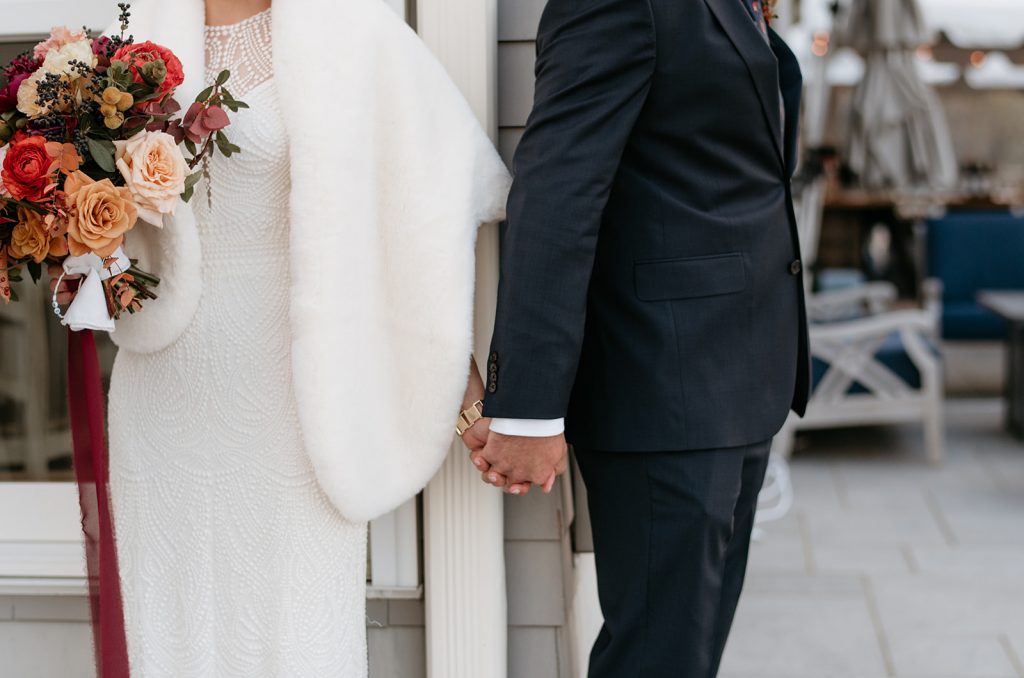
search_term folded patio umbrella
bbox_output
[834,0,959,190]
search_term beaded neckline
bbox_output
[205,7,271,34]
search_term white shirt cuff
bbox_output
[490,418,565,437]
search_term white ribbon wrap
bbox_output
[56,248,132,333]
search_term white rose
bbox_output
[41,39,97,77]
[114,130,188,227]
[18,40,97,118]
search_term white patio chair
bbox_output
[770,177,946,465]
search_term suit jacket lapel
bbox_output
[703,0,785,170]
[770,27,803,176]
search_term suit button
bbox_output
[487,383,497,394]
[489,352,499,362]
[789,259,802,275]
[488,363,498,374]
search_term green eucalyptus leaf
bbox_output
[195,85,215,103]
[87,137,117,173]
[214,131,234,158]
[183,170,203,191]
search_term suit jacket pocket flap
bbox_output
[635,253,746,301]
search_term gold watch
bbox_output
[456,400,485,437]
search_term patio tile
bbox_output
[724,400,1024,678]
[742,572,864,597]
[909,545,1024,577]
[786,461,846,512]
[930,488,1024,546]
[747,533,809,574]
[811,545,913,576]
[718,596,888,677]
[1004,633,1024,676]
[871,573,1024,638]
[801,504,949,549]
[886,633,1019,678]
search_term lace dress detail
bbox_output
[107,10,369,677]
[204,8,274,97]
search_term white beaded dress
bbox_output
[107,10,369,677]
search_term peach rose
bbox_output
[8,207,57,264]
[34,27,89,62]
[65,171,138,257]
[114,130,187,226]
[16,70,46,118]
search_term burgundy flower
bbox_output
[3,55,41,81]
[0,72,30,113]
[92,36,112,57]
[143,96,183,134]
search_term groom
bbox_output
[472,0,809,675]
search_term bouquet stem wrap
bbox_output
[60,250,132,333]
[67,329,130,678]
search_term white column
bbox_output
[417,0,507,677]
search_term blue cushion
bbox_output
[925,211,1024,340]
[811,332,939,395]
[942,302,1008,341]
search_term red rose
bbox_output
[112,41,185,94]
[2,134,55,202]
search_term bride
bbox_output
[52,0,510,674]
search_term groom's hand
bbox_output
[473,432,568,495]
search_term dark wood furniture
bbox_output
[978,291,1024,439]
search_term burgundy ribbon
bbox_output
[67,329,130,678]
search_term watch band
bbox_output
[456,400,485,437]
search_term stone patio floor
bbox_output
[720,398,1024,678]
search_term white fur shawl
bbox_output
[108,0,511,522]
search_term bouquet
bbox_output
[0,2,246,331]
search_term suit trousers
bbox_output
[575,439,772,678]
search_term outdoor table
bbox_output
[978,291,1024,439]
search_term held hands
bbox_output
[457,356,568,496]
[471,432,568,496]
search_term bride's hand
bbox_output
[460,356,489,452]
[48,263,81,306]
[462,415,491,454]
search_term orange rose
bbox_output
[8,206,56,263]
[65,171,138,257]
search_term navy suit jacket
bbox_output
[484,0,811,452]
